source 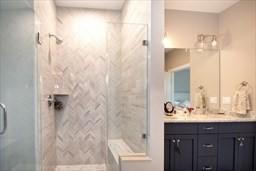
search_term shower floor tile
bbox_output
[56,164,106,171]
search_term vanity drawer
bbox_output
[198,135,217,156]
[219,122,256,133]
[198,124,218,134]
[198,157,217,171]
[164,123,197,134]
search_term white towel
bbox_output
[231,90,251,115]
[194,91,206,111]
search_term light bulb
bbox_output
[162,32,172,48]
[195,34,205,50]
[163,37,171,48]
[211,36,218,47]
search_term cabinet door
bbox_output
[165,136,174,171]
[170,135,197,171]
[236,134,256,171]
[218,134,237,171]
[255,134,256,171]
[218,133,256,171]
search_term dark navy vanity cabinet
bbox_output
[164,122,256,171]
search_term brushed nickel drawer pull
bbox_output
[203,166,213,171]
[203,127,214,130]
[203,144,214,148]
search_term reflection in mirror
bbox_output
[165,48,220,114]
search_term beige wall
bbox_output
[165,9,219,48]
[165,49,189,71]
[219,0,256,112]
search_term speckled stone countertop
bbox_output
[164,113,256,123]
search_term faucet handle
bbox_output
[187,107,194,114]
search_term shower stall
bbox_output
[0,0,149,171]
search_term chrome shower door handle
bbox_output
[0,103,7,135]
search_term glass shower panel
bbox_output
[0,0,37,171]
[107,23,148,154]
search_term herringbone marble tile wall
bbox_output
[55,7,121,165]
[35,0,57,171]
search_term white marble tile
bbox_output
[35,0,57,171]
[108,139,134,164]
[56,165,106,171]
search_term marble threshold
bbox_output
[164,113,256,123]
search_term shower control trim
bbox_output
[37,32,42,45]
[0,103,7,135]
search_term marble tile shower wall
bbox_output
[35,0,57,171]
[55,7,121,165]
[107,23,122,140]
[120,0,149,153]
[120,24,148,153]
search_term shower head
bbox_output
[49,33,63,45]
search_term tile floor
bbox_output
[56,165,106,171]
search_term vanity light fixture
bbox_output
[195,34,218,51]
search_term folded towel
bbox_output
[231,90,251,115]
[194,91,207,111]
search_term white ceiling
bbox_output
[55,0,239,13]
[55,0,125,10]
[165,0,240,13]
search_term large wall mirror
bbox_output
[164,0,256,116]
[165,48,220,113]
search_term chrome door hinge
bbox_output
[142,40,149,46]
[142,133,148,139]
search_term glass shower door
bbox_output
[107,23,149,155]
[0,0,38,171]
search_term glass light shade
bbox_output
[211,36,218,47]
[195,34,205,50]
[163,37,172,48]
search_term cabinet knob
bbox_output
[176,139,181,147]
[172,139,176,143]
[237,137,245,147]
